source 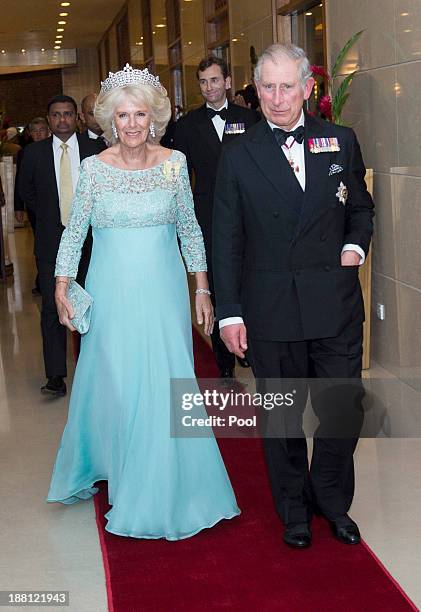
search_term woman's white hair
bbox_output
[254,44,313,89]
[94,83,171,145]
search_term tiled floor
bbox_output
[1,227,420,611]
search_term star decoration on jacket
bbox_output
[336,181,348,205]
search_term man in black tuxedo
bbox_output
[213,44,374,549]
[174,56,260,378]
[19,95,99,396]
[79,93,108,151]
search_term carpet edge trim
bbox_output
[94,491,115,612]
[361,540,419,610]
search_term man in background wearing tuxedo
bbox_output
[213,45,374,549]
[19,95,99,397]
[79,93,108,151]
[174,56,260,378]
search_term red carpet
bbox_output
[94,329,417,611]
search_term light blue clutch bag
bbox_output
[67,280,93,334]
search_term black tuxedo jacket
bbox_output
[18,134,99,263]
[213,114,374,342]
[78,130,108,153]
[174,102,260,249]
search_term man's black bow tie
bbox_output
[207,107,228,121]
[273,125,305,146]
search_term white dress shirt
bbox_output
[219,111,365,330]
[52,133,80,209]
[268,112,306,191]
[207,99,228,142]
[87,129,99,140]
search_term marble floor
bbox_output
[1,226,420,611]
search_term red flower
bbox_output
[311,65,331,81]
[319,95,333,121]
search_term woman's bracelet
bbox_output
[195,288,211,295]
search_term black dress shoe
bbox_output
[41,376,67,397]
[236,356,251,368]
[330,518,361,545]
[283,524,312,549]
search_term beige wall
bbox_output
[181,0,206,109]
[326,0,421,385]
[62,48,100,106]
[229,0,274,92]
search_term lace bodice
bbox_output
[55,150,207,277]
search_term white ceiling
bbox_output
[0,0,125,56]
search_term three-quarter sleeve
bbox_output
[175,156,207,272]
[55,157,94,278]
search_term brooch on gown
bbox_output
[163,159,182,182]
[336,181,348,205]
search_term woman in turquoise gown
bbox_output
[47,66,240,540]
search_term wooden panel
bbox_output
[0,69,62,125]
[117,9,131,67]
[360,168,373,370]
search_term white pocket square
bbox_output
[329,164,343,176]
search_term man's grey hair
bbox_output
[254,44,313,88]
[29,117,48,131]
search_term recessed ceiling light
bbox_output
[60,1,71,5]
[156,24,166,28]
[305,11,313,16]
[54,45,61,50]
[21,49,26,53]
[57,28,64,32]
[59,12,68,16]
[58,20,67,25]
[232,38,238,42]
[141,36,143,39]
[1,49,5,54]
[401,12,409,16]
[56,34,63,38]
[188,41,192,45]
[41,48,45,52]
[152,31,156,34]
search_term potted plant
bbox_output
[311,30,364,125]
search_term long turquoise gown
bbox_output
[47,151,240,540]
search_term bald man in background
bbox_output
[79,93,107,152]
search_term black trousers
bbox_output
[27,208,40,292]
[248,319,363,526]
[36,240,91,379]
[206,248,235,374]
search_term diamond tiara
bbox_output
[100,64,165,94]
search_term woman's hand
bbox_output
[55,280,76,332]
[195,293,214,336]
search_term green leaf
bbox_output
[333,93,349,123]
[331,30,364,79]
[332,71,355,121]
